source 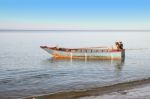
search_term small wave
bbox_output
[0,73,51,86]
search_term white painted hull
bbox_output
[41,47,125,60]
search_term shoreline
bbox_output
[79,83,150,99]
[26,77,150,99]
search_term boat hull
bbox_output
[41,47,125,60]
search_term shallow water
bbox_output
[0,31,150,98]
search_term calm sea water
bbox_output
[0,31,150,98]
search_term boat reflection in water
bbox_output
[49,56,125,72]
[111,58,125,70]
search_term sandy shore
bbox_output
[79,83,150,99]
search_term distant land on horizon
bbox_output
[0,29,150,32]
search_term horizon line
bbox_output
[0,29,150,32]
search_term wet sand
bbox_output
[26,77,150,99]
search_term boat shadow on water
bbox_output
[45,57,125,71]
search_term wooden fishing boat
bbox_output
[40,45,125,60]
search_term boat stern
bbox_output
[110,49,125,60]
